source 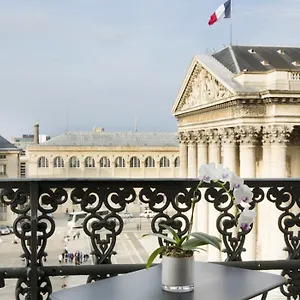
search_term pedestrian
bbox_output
[58,254,62,264]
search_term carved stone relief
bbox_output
[262,125,294,145]
[180,64,233,111]
[237,126,261,145]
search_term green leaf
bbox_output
[142,233,176,244]
[145,246,165,269]
[160,224,180,244]
[181,238,207,250]
[190,232,221,250]
[178,235,189,246]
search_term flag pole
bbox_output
[230,0,233,45]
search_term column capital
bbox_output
[207,129,220,144]
[177,131,189,144]
[237,125,260,145]
[195,130,208,144]
[263,125,293,145]
[186,131,198,145]
[220,127,237,144]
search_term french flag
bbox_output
[208,0,231,26]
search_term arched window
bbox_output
[115,157,125,168]
[69,156,80,168]
[130,156,140,168]
[174,157,180,168]
[160,157,170,168]
[85,157,95,168]
[38,156,49,168]
[145,156,155,168]
[54,156,64,168]
[100,157,110,168]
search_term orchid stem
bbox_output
[214,180,238,224]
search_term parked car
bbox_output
[139,209,157,218]
[118,212,133,219]
[0,225,11,235]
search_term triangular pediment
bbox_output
[172,57,235,114]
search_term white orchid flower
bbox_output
[198,162,218,183]
[238,207,256,231]
[229,173,244,190]
[216,164,233,183]
[233,184,253,205]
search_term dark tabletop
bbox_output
[50,262,285,300]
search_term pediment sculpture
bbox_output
[180,65,232,110]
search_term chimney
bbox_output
[34,124,39,144]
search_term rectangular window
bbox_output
[0,164,7,175]
[0,154,6,159]
[20,162,26,178]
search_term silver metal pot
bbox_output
[161,255,194,293]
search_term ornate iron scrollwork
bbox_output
[0,180,299,300]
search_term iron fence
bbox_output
[0,178,299,299]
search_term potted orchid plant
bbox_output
[143,163,256,293]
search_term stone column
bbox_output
[187,131,197,178]
[261,128,271,178]
[207,129,221,261]
[257,125,292,263]
[220,127,238,173]
[194,130,208,241]
[269,125,292,178]
[238,126,260,261]
[196,130,208,168]
[208,129,221,165]
[178,132,188,178]
[239,126,259,178]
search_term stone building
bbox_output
[26,129,180,179]
[172,45,300,180]
[10,124,51,178]
[172,45,300,275]
[0,135,21,224]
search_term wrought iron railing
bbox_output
[0,178,299,300]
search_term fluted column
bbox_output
[261,128,271,178]
[194,130,208,241]
[239,126,259,178]
[178,132,188,178]
[187,131,197,178]
[196,130,208,168]
[269,125,292,178]
[208,129,221,165]
[258,125,292,263]
[207,129,221,261]
[237,126,260,261]
[220,127,238,173]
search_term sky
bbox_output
[1,0,300,140]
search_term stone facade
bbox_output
[172,46,300,270]
[0,136,21,225]
[26,146,180,179]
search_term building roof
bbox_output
[196,54,259,93]
[36,132,179,147]
[212,45,300,73]
[0,135,19,151]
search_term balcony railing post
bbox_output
[29,181,39,300]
